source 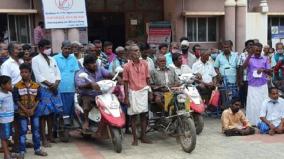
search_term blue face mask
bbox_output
[211,53,218,60]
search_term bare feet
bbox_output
[141,137,152,144]
[269,130,275,136]
[132,140,138,146]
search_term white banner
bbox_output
[42,0,88,29]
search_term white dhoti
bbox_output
[246,84,268,125]
[127,86,150,115]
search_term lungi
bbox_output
[127,86,150,116]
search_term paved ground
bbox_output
[18,117,284,159]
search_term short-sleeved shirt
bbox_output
[260,98,284,127]
[1,57,23,86]
[192,60,217,83]
[54,53,79,93]
[221,108,250,132]
[170,64,193,76]
[0,91,14,123]
[150,67,180,87]
[75,66,111,97]
[247,56,270,87]
[123,60,149,91]
[214,52,239,84]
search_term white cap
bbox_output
[181,40,190,47]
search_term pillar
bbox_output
[224,0,236,51]
[236,0,247,53]
[51,29,65,53]
[68,28,80,42]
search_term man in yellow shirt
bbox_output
[221,98,255,136]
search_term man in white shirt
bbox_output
[1,42,23,86]
[32,39,62,147]
[170,53,192,76]
[192,50,217,102]
[258,87,284,135]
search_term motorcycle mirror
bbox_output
[78,72,92,82]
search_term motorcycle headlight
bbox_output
[177,94,187,103]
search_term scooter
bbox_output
[75,68,125,153]
[179,73,205,135]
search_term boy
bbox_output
[13,63,47,158]
[0,75,17,159]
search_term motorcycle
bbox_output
[147,85,197,153]
[75,68,125,153]
[178,73,205,135]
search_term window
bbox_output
[187,17,218,42]
[8,15,31,43]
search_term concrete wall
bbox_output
[184,0,224,12]
[0,0,30,9]
[268,0,284,12]
[246,13,268,45]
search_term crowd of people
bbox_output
[0,36,284,159]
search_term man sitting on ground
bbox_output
[221,98,255,136]
[258,87,284,135]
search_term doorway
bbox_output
[88,12,126,48]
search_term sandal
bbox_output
[35,150,48,156]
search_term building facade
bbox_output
[0,0,283,52]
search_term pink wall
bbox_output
[184,0,224,12]
[0,0,30,9]
[268,0,284,12]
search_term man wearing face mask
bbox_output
[54,40,79,123]
[0,42,9,66]
[180,40,197,68]
[258,87,284,135]
[32,39,62,147]
[221,98,255,136]
[271,42,284,79]
[165,42,179,66]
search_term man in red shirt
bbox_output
[123,44,152,146]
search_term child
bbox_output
[13,63,47,158]
[0,75,17,159]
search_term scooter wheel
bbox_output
[111,128,122,153]
[193,113,204,135]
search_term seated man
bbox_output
[170,53,192,76]
[150,55,180,110]
[192,50,217,103]
[221,98,255,136]
[258,87,284,135]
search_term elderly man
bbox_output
[1,42,23,86]
[71,41,84,67]
[0,42,9,65]
[54,40,79,121]
[243,43,270,126]
[221,98,255,136]
[180,40,197,68]
[151,55,180,110]
[109,46,127,74]
[32,39,62,147]
[192,50,217,103]
[258,87,284,135]
[123,44,152,146]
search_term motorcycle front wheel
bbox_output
[111,128,123,153]
[176,117,196,153]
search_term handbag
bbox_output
[208,87,220,107]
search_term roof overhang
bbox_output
[268,12,284,16]
[182,11,225,17]
[0,9,37,14]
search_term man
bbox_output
[32,39,62,147]
[75,55,111,133]
[165,42,179,66]
[221,98,255,136]
[54,40,79,121]
[151,55,180,110]
[1,42,23,86]
[192,50,217,103]
[71,41,84,67]
[100,41,116,70]
[271,42,284,69]
[157,43,168,57]
[33,21,45,45]
[237,40,254,107]
[170,53,192,76]
[180,40,197,68]
[192,44,201,59]
[242,43,270,126]
[139,43,155,72]
[0,42,9,65]
[123,44,152,146]
[258,87,284,135]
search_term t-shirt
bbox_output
[0,91,14,123]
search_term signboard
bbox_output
[147,21,171,45]
[271,26,284,48]
[42,0,88,29]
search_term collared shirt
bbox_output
[99,52,116,70]
[33,26,45,45]
[150,67,180,86]
[214,52,239,83]
[13,80,40,116]
[221,108,250,132]
[247,55,270,87]
[0,91,14,123]
[123,60,149,91]
[170,64,193,76]
[192,60,217,83]
[260,98,284,127]
[54,53,79,93]
[32,54,61,88]
[1,57,23,86]
[75,66,111,97]
[182,52,197,68]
